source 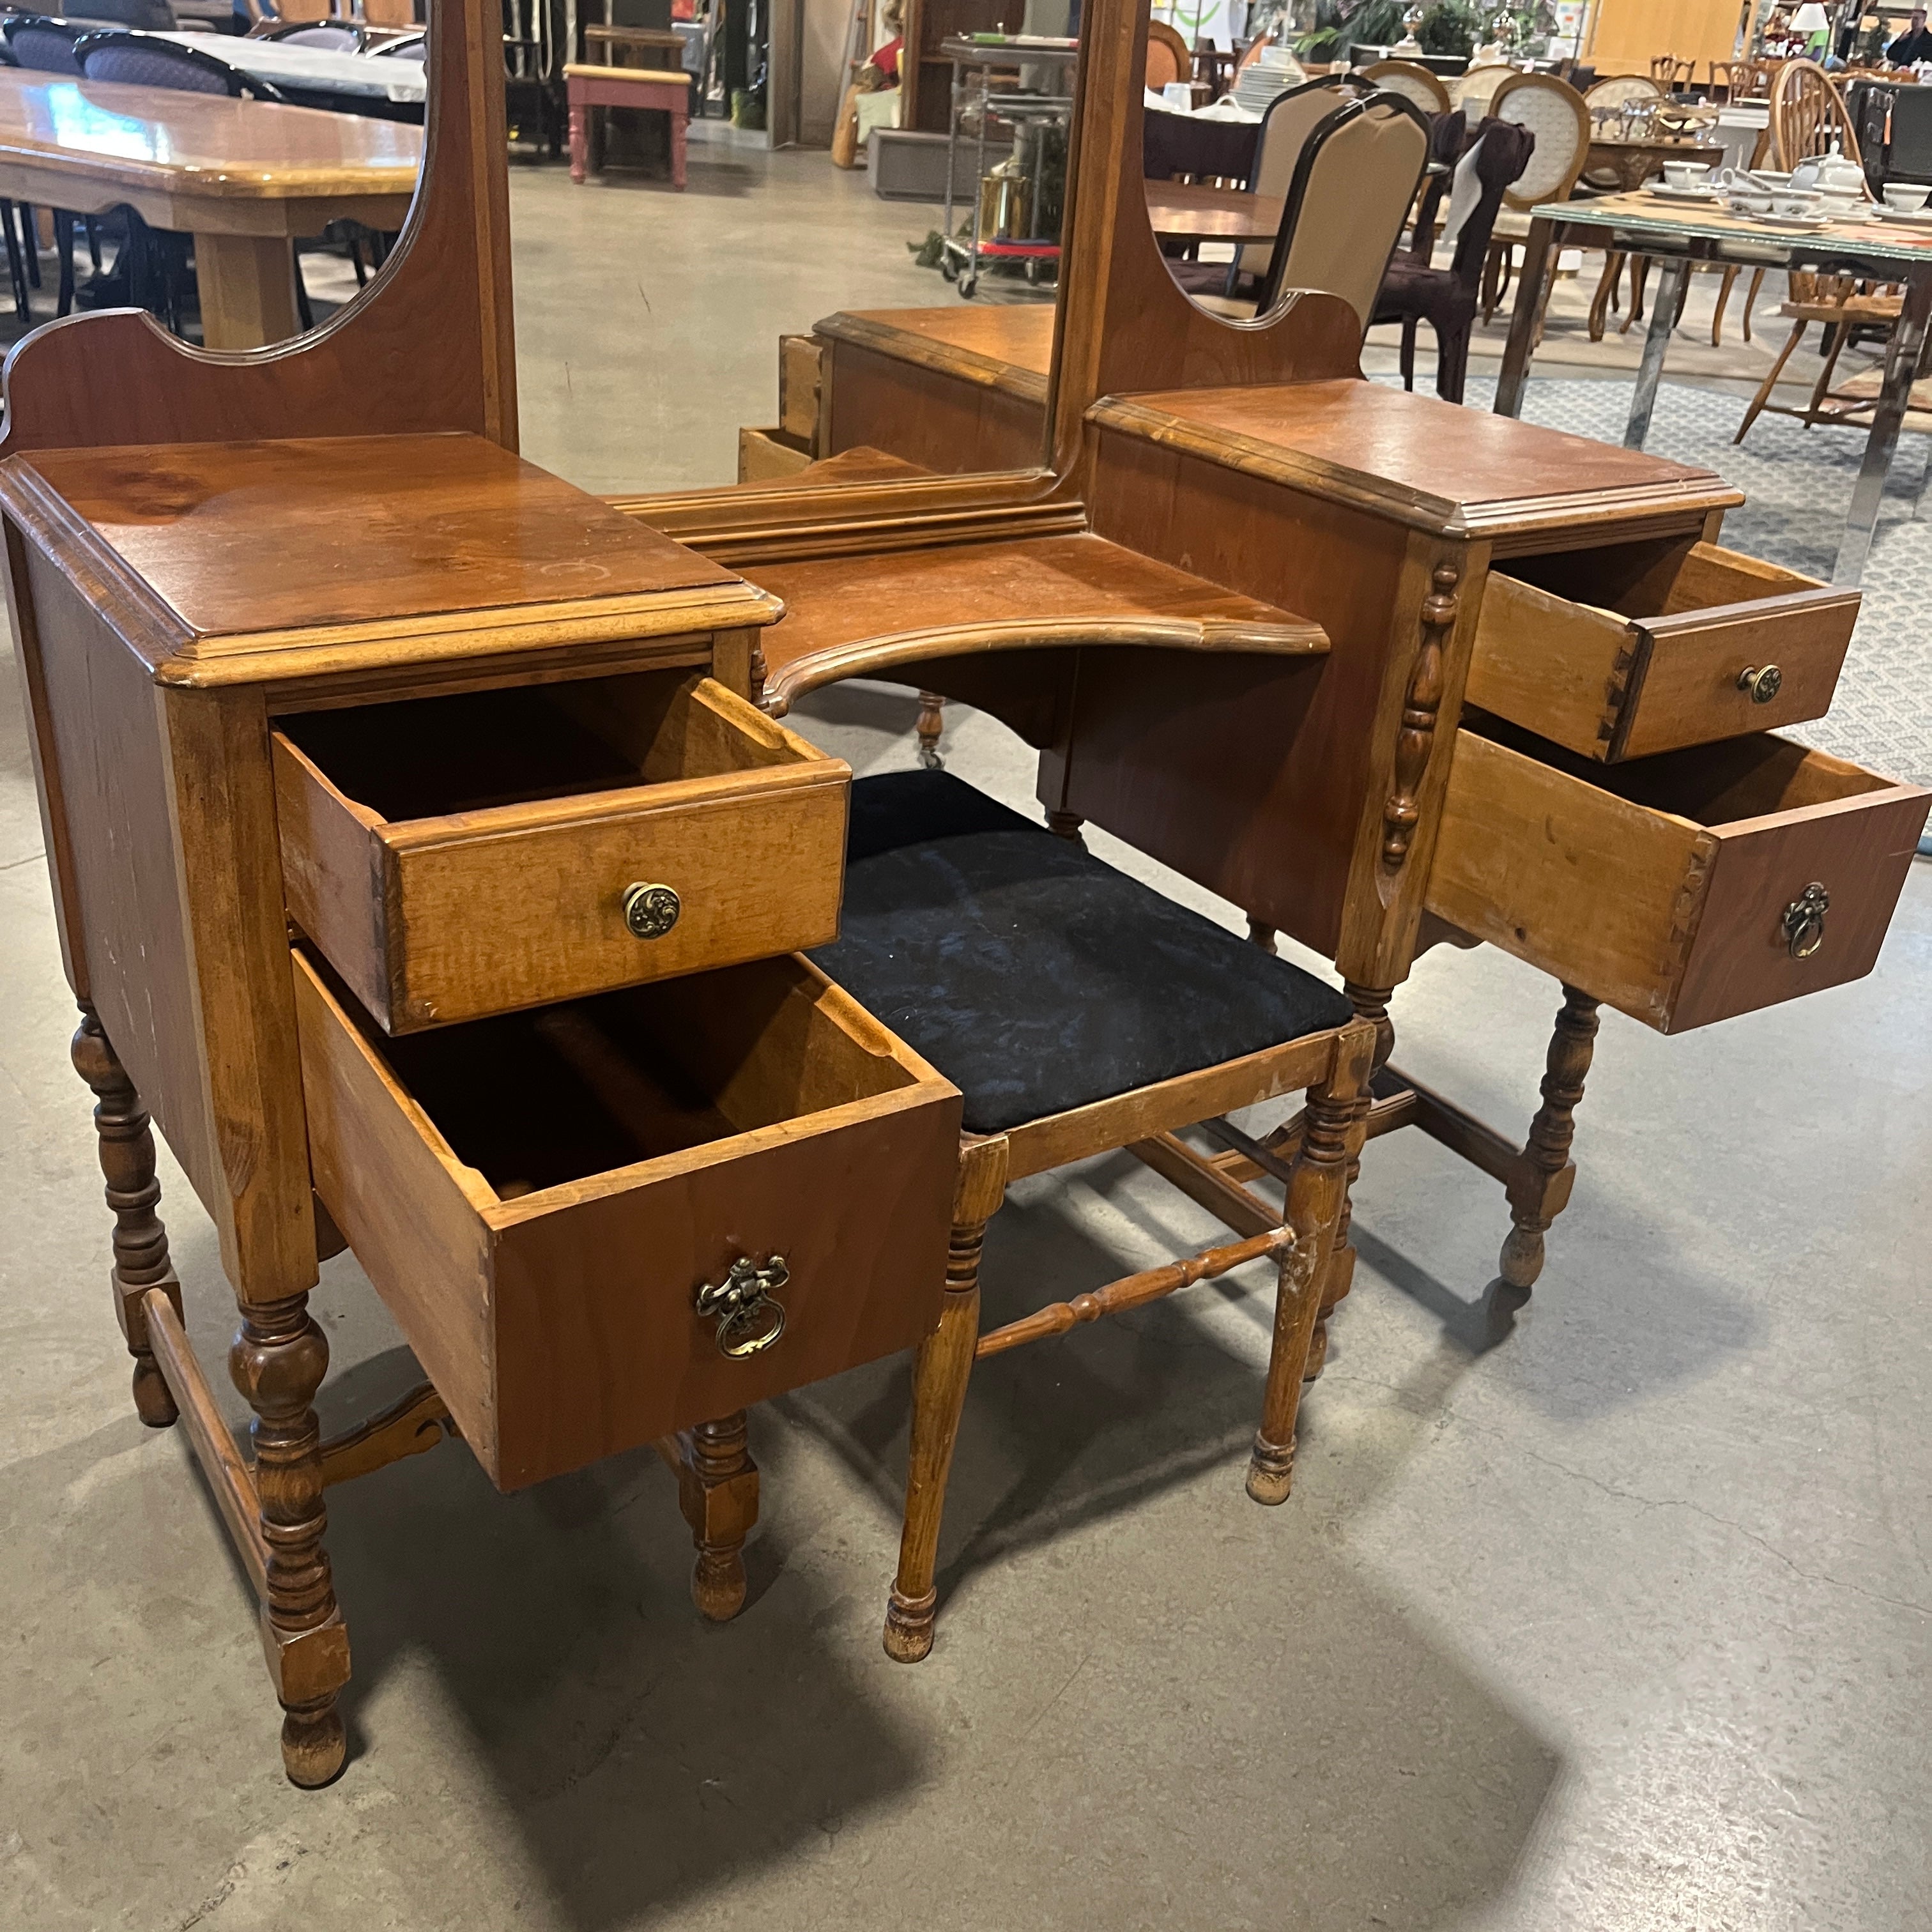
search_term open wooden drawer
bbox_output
[1425,718,1929,1032]
[1468,541,1860,762]
[273,671,848,1032]
[293,947,962,1489]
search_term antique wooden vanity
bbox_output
[7,0,1925,1789]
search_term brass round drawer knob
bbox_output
[1737,664,1783,705]
[696,1255,789,1359]
[1782,881,1828,960]
[622,881,681,940]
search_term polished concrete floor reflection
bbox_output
[1,130,1928,1932]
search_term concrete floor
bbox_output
[2,127,1929,1932]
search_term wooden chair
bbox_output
[1649,53,1694,89]
[1450,63,1514,116]
[1480,71,1591,326]
[1360,57,1450,114]
[1373,114,1537,400]
[1582,73,1662,114]
[802,770,1376,1662]
[1738,61,1903,441]
[1146,19,1192,92]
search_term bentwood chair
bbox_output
[1359,57,1450,114]
[805,771,1376,1662]
[1737,61,1904,442]
[1146,18,1190,91]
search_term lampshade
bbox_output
[1791,3,1830,27]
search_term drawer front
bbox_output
[275,677,850,1032]
[1426,728,1929,1032]
[293,951,961,1490]
[738,425,815,483]
[1469,546,1859,762]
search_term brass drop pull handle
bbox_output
[622,881,681,940]
[1782,882,1828,960]
[1737,664,1783,705]
[696,1255,789,1359]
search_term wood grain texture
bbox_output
[273,675,850,1031]
[749,532,1328,714]
[0,0,517,457]
[1426,724,1931,1030]
[296,950,962,1490]
[1087,384,1740,545]
[824,337,1049,479]
[1468,543,1860,762]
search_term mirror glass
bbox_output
[507,0,1071,495]
[0,6,425,355]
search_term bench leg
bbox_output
[569,102,588,183]
[671,108,687,189]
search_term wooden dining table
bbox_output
[0,66,421,350]
[1144,179,1282,244]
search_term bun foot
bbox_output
[691,1549,747,1623]
[280,1703,347,1790]
[132,1360,178,1429]
[1499,1223,1545,1290]
[1246,1435,1295,1505]
[883,1588,937,1663]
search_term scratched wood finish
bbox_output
[273,673,850,1031]
[295,950,962,1489]
[1469,543,1860,762]
[1425,724,1930,1031]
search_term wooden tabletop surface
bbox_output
[1144,180,1282,243]
[0,65,422,201]
[13,435,741,646]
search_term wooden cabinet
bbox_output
[1468,542,1860,763]
[272,672,850,1032]
[1426,721,1929,1032]
[295,950,961,1489]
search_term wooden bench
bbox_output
[564,61,690,190]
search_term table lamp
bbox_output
[1791,2,1830,55]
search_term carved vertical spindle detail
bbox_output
[680,1411,759,1621]
[71,1004,181,1428]
[1499,985,1602,1290]
[1380,561,1459,874]
[916,691,946,769]
[230,1294,347,1787]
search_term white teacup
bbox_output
[1730,190,1774,216]
[1662,162,1710,189]
[1885,183,1932,211]
[1772,192,1823,219]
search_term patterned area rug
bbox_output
[1438,374,1932,787]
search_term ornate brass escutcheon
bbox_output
[622,881,681,940]
[1782,882,1828,960]
[695,1255,789,1358]
[1736,664,1782,705]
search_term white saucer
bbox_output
[1874,204,1932,226]
[1754,214,1830,231]
[1647,183,1722,201]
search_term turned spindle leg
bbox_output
[1499,985,1601,1290]
[1045,808,1086,848]
[1250,1025,1375,1504]
[1296,980,1392,1381]
[675,1412,760,1621]
[884,1215,989,1663]
[230,1296,349,1788]
[916,691,946,769]
[70,1004,181,1429]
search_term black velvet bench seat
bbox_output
[809,770,1355,1136]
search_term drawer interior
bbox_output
[1499,535,1815,618]
[1468,713,1894,829]
[335,958,923,1202]
[275,669,796,825]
